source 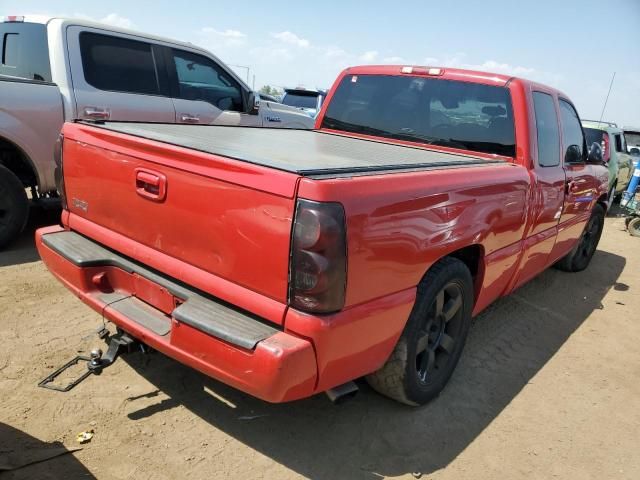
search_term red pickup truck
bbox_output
[37,65,608,405]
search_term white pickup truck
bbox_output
[0,15,314,248]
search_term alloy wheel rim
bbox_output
[579,216,599,260]
[415,282,464,384]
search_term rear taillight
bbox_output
[289,199,347,313]
[53,133,67,209]
[602,133,610,163]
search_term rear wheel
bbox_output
[366,257,473,406]
[0,164,29,249]
[628,217,640,237]
[555,204,605,272]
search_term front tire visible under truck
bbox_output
[366,257,474,406]
[554,204,605,272]
[0,164,29,249]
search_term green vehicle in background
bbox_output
[582,120,634,206]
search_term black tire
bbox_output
[555,204,605,272]
[366,257,474,406]
[628,217,640,237]
[0,164,29,249]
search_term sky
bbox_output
[3,0,639,126]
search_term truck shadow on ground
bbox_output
[123,249,625,479]
[0,423,94,479]
[0,208,60,268]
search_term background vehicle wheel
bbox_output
[555,204,605,272]
[607,183,617,209]
[366,257,473,406]
[628,217,640,237]
[0,164,29,249]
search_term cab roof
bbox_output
[3,15,203,54]
[340,64,570,99]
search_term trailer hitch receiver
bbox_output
[38,331,136,392]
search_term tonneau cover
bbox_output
[92,122,503,175]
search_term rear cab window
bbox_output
[0,22,51,82]
[283,91,319,109]
[321,74,516,157]
[79,32,160,95]
[584,127,606,148]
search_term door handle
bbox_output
[83,107,111,120]
[135,169,167,202]
[180,114,200,123]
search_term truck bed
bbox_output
[91,122,504,176]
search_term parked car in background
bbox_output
[281,87,327,117]
[258,93,281,103]
[0,15,314,249]
[623,126,640,152]
[37,65,608,406]
[582,120,634,203]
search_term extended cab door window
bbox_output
[525,91,565,267]
[68,28,175,122]
[167,49,259,126]
[532,92,560,167]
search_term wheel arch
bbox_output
[0,134,39,188]
[420,244,486,309]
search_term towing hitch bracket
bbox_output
[38,331,136,392]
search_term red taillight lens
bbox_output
[602,133,610,163]
[53,133,67,209]
[289,199,347,313]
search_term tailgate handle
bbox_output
[135,169,167,201]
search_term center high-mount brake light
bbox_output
[3,15,25,22]
[289,199,347,313]
[401,66,444,76]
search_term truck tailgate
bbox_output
[61,122,299,314]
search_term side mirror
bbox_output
[587,142,604,164]
[565,144,583,163]
[245,91,260,115]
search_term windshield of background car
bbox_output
[283,92,318,109]
[624,131,640,147]
[321,74,516,157]
[584,127,606,147]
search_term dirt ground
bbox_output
[0,207,639,480]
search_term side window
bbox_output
[532,92,560,167]
[79,32,160,95]
[559,99,585,163]
[614,134,623,152]
[0,23,51,81]
[171,49,243,112]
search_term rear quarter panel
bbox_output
[297,163,531,311]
